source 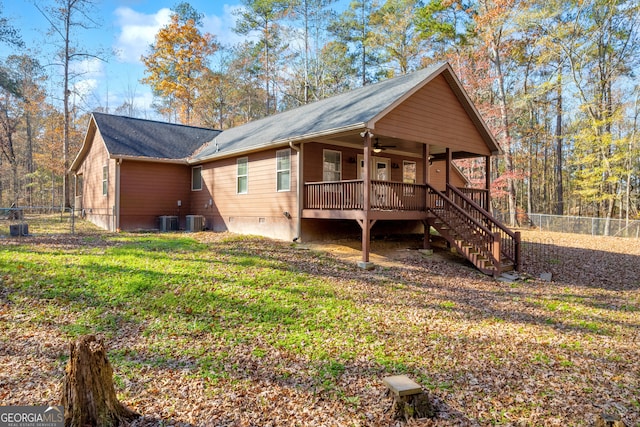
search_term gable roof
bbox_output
[193,62,500,162]
[71,113,221,171]
[92,112,221,160]
[71,62,499,173]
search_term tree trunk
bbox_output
[554,72,564,215]
[62,335,139,427]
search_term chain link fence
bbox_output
[528,213,640,239]
[0,206,97,237]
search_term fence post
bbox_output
[514,231,521,271]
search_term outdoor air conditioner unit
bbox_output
[159,215,179,232]
[186,215,205,232]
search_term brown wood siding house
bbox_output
[71,113,221,231]
[71,62,520,274]
[189,148,298,241]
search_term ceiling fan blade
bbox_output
[373,138,396,150]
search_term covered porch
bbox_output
[300,129,497,266]
[288,63,519,274]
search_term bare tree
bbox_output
[35,0,104,209]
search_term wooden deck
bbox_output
[302,180,520,275]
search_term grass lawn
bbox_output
[0,227,638,426]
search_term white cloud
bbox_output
[69,58,104,100]
[70,57,105,77]
[113,7,172,63]
[202,4,246,47]
[73,79,99,98]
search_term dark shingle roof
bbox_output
[193,63,447,161]
[92,112,221,160]
[73,62,497,171]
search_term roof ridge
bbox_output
[92,111,220,132]
[218,63,447,128]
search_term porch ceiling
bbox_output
[320,132,487,160]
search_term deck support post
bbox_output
[514,230,521,271]
[422,219,431,249]
[360,129,373,267]
[492,232,502,277]
[357,218,376,269]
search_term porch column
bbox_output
[485,155,491,210]
[445,148,452,187]
[422,144,429,186]
[422,144,430,249]
[359,130,373,268]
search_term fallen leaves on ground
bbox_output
[0,229,638,426]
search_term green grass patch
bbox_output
[439,300,457,310]
[0,232,379,363]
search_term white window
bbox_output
[102,165,108,196]
[323,150,341,182]
[276,149,290,192]
[403,161,416,184]
[192,166,202,191]
[403,160,417,196]
[237,157,248,194]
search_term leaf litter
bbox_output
[0,229,638,426]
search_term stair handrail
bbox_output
[428,184,494,236]
[446,184,513,236]
[426,184,501,269]
[446,184,521,270]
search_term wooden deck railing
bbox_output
[457,188,489,211]
[371,180,426,210]
[446,184,520,269]
[427,184,501,268]
[305,180,364,210]
[304,180,426,211]
[304,179,520,273]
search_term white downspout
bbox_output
[289,140,302,241]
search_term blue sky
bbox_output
[0,0,256,117]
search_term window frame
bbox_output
[237,157,248,194]
[322,149,342,182]
[191,166,203,191]
[403,160,417,184]
[276,148,291,192]
[102,165,108,196]
[403,160,417,196]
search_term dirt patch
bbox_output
[300,235,468,269]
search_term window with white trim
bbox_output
[102,165,108,196]
[403,161,416,183]
[403,160,417,196]
[276,149,290,192]
[191,166,202,191]
[237,157,248,194]
[322,150,341,182]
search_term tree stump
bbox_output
[62,335,139,427]
[382,375,435,421]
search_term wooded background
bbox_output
[1,0,638,231]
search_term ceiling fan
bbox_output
[373,138,396,153]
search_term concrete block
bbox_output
[383,375,422,397]
[539,272,552,281]
[357,261,375,270]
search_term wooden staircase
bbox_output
[426,184,521,276]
